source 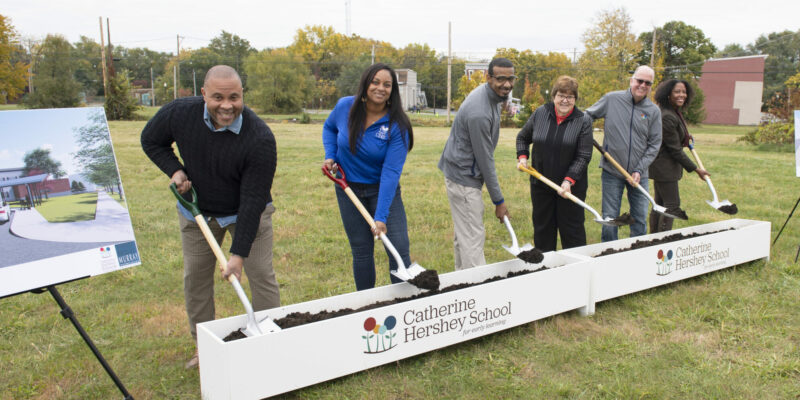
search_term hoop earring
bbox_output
[387,99,391,106]
[361,97,366,102]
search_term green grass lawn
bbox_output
[1,119,798,399]
[34,193,98,223]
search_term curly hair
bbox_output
[653,79,694,110]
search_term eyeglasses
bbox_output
[491,75,516,84]
[634,78,653,87]
[555,93,576,102]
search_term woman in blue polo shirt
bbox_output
[322,63,414,290]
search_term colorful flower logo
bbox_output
[362,315,398,354]
[656,248,673,276]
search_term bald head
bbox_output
[204,65,242,87]
[629,65,655,103]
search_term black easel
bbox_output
[31,285,134,400]
[773,194,800,263]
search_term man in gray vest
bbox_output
[438,57,514,270]
[586,65,662,242]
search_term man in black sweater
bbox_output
[141,65,279,369]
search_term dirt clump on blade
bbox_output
[517,248,544,264]
[718,204,738,215]
[407,270,440,290]
[611,212,635,226]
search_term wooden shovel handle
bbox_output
[592,139,636,185]
[322,165,376,229]
[194,214,237,284]
[518,165,581,203]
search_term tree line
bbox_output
[1,10,798,123]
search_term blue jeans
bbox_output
[335,182,409,290]
[601,169,649,242]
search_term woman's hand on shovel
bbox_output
[322,159,338,174]
[372,221,387,238]
[222,254,244,282]
[695,168,710,181]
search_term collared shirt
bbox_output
[177,104,261,227]
[203,104,244,134]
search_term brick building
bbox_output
[698,55,767,125]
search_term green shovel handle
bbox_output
[169,183,201,217]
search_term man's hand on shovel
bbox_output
[222,254,244,281]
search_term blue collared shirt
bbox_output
[203,104,243,134]
[177,104,265,227]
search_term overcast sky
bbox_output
[6,0,799,59]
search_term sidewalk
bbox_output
[9,191,135,243]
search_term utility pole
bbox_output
[193,69,197,96]
[173,65,177,100]
[573,48,577,64]
[98,17,108,96]
[106,18,115,77]
[650,28,657,66]
[176,35,181,99]
[345,0,351,36]
[371,44,375,64]
[447,21,452,123]
[150,67,155,106]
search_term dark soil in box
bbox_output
[595,228,732,257]
[223,262,552,341]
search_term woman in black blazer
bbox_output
[648,79,710,233]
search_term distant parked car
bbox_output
[0,197,10,222]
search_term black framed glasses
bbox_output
[555,93,576,102]
[634,78,653,87]
[491,75,516,84]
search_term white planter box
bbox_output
[559,218,770,314]
[197,252,590,399]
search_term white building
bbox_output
[395,69,427,111]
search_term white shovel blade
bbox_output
[503,243,533,256]
[391,262,426,281]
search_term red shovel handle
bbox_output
[322,164,348,189]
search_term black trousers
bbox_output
[530,181,587,252]
[650,180,681,233]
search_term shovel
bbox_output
[322,165,438,290]
[170,184,281,337]
[501,215,533,256]
[518,164,633,227]
[688,139,738,215]
[592,139,687,220]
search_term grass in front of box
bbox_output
[0,120,798,399]
[34,192,98,223]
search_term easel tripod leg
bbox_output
[45,285,134,400]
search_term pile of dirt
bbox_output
[611,212,635,226]
[595,228,733,257]
[516,248,544,264]
[407,270,440,290]
[718,204,738,215]
[667,208,689,220]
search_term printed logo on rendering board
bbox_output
[656,249,673,276]
[114,241,140,267]
[99,246,112,258]
[361,316,398,354]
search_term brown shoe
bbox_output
[185,350,199,369]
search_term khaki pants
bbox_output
[444,178,486,270]
[179,204,280,340]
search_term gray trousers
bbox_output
[444,178,486,270]
[178,204,280,340]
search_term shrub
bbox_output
[738,121,794,145]
[300,112,312,124]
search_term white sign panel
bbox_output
[795,110,800,177]
[0,108,140,298]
